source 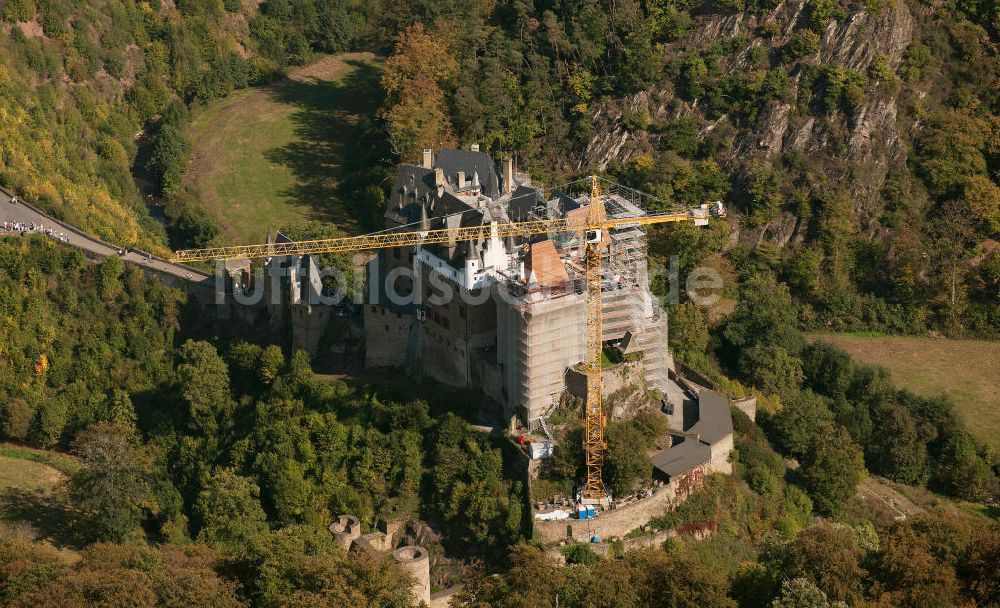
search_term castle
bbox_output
[362,147,676,428]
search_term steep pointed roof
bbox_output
[507,185,546,222]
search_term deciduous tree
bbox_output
[194,468,269,551]
[70,422,157,542]
[799,426,864,515]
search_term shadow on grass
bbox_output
[265,58,391,233]
[1,487,89,549]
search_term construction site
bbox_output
[364,147,723,430]
[175,145,733,532]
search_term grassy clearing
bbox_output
[0,455,65,495]
[811,333,1000,448]
[0,443,80,476]
[0,445,86,550]
[184,52,382,243]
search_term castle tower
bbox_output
[328,514,361,550]
[392,545,431,606]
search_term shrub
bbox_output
[2,0,36,21]
[786,31,821,59]
[562,542,601,565]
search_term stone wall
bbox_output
[430,586,463,607]
[291,303,331,356]
[331,515,431,606]
[392,545,431,606]
[674,360,716,391]
[564,361,642,400]
[533,478,689,543]
[709,433,734,475]
[532,454,734,544]
[363,305,413,368]
[733,396,757,421]
[591,528,676,556]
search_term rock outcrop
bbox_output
[583,0,916,246]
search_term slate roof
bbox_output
[687,389,733,445]
[507,185,546,222]
[618,330,640,355]
[650,389,733,480]
[552,190,582,213]
[435,149,500,199]
[385,165,436,227]
[383,158,485,269]
[385,152,495,229]
[650,440,712,479]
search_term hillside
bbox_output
[580,0,999,338]
[0,238,525,602]
[584,0,918,228]
[0,1,380,251]
[183,53,384,243]
[0,443,81,553]
[365,0,999,339]
[1,0,995,337]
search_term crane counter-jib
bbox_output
[168,210,698,263]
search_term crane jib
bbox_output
[168,211,695,263]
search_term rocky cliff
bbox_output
[583,0,918,247]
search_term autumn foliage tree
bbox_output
[0,539,243,608]
[381,23,458,161]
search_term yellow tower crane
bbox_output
[170,176,723,500]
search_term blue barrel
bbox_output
[591,535,600,543]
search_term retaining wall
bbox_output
[534,478,687,544]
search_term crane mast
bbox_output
[582,176,606,500]
[170,176,723,499]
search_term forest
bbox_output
[0,238,524,604]
[0,237,995,606]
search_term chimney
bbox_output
[472,171,480,188]
[434,167,445,188]
[422,148,433,169]
[503,156,514,194]
[470,143,479,152]
[420,204,430,231]
[457,171,465,189]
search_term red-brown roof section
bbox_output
[526,239,570,287]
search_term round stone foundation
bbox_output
[328,514,361,550]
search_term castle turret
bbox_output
[328,514,361,550]
[392,545,431,606]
